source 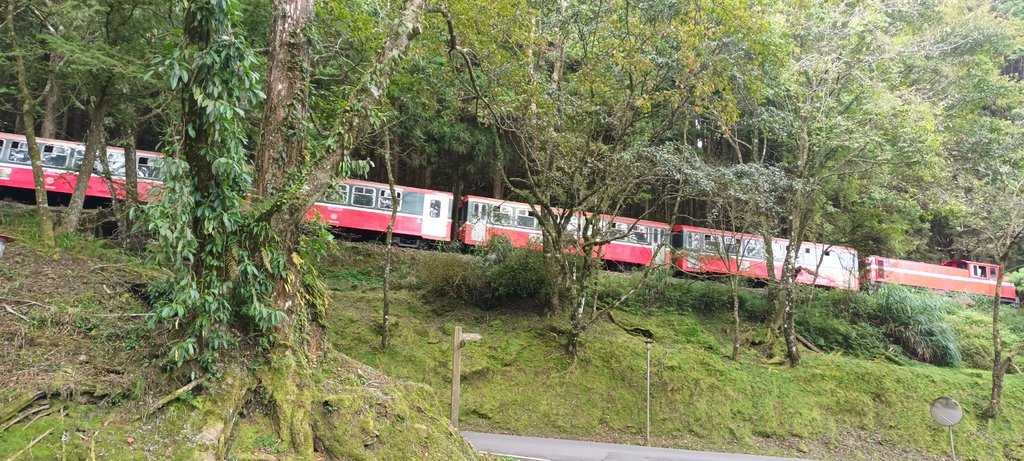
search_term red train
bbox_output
[0,132,163,201]
[456,195,671,267]
[0,131,1018,302]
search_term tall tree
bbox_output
[6,0,57,244]
[148,0,475,456]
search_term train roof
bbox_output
[462,195,670,229]
[672,223,858,253]
[345,178,452,197]
[0,131,163,158]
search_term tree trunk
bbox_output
[39,53,61,139]
[985,265,1007,418]
[58,93,109,235]
[382,133,397,350]
[8,0,55,245]
[254,0,311,198]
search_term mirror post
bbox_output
[645,339,652,446]
[948,426,956,461]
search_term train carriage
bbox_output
[457,195,671,267]
[307,179,453,245]
[0,132,163,201]
[866,256,1018,303]
[670,224,860,290]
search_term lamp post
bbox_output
[451,326,482,428]
[0,234,13,259]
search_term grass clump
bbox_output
[486,249,552,303]
[875,284,963,367]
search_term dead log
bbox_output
[795,333,823,354]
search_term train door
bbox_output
[422,194,449,239]
[464,201,488,242]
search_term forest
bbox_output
[2,0,1024,459]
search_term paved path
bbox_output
[461,431,816,461]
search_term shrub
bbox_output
[415,253,489,304]
[486,249,553,302]
[790,292,888,354]
[875,284,963,367]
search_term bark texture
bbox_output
[58,93,109,234]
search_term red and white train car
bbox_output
[457,195,671,267]
[0,132,163,201]
[865,256,1018,302]
[307,179,453,245]
[671,224,860,290]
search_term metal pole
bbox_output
[646,340,652,446]
[451,326,462,428]
[949,426,956,461]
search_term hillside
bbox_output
[0,206,479,460]
[3,203,1024,460]
[321,241,1024,461]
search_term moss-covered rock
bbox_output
[313,380,478,460]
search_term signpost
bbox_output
[451,326,482,428]
[929,396,963,461]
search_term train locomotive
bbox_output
[0,132,1018,303]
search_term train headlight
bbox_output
[0,167,11,181]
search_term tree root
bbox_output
[0,391,46,428]
[141,376,205,420]
[192,363,254,461]
[0,403,50,432]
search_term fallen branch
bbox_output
[142,377,206,419]
[4,427,53,461]
[1,404,50,432]
[0,298,47,309]
[795,334,822,354]
[3,304,29,322]
[23,405,58,429]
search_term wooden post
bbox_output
[451,325,462,428]
[451,326,482,429]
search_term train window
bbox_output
[723,236,740,254]
[378,189,402,210]
[41,145,71,168]
[0,139,5,158]
[469,203,484,221]
[515,209,537,229]
[429,200,441,218]
[137,157,163,179]
[324,184,348,204]
[686,232,702,250]
[632,226,649,244]
[743,239,765,259]
[490,205,513,226]
[351,186,375,207]
[6,141,30,164]
[972,265,988,279]
[823,250,832,256]
[704,234,721,253]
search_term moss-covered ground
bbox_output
[321,241,1024,461]
[0,204,479,460]
[3,201,1024,460]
